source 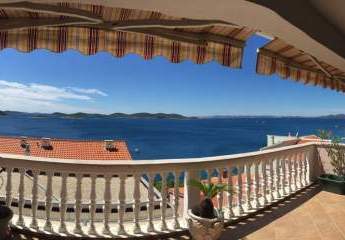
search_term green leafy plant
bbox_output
[188,179,232,219]
[318,130,345,177]
[318,129,332,140]
[326,138,345,177]
[189,179,231,198]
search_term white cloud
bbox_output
[0,80,108,113]
[68,87,108,97]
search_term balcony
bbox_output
[0,142,339,239]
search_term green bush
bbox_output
[318,129,345,177]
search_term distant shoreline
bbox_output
[0,111,197,120]
[0,110,345,120]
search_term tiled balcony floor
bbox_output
[12,185,345,240]
[222,185,345,240]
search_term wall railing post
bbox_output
[183,169,199,218]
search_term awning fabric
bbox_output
[256,38,345,92]
[0,2,254,68]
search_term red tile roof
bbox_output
[297,135,322,144]
[0,136,132,160]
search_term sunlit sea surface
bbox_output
[0,115,344,160]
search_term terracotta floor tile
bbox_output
[246,228,276,240]
[333,215,345,236]
[220,190,345,240]
[318,230,345,240]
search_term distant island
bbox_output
[0,110,345,120]
[0,111,196,120]
[319,114,345,119]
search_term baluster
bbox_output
[269,159,274,201]
[103,174,112,235]
[173,171,180,229]
[304,152,310,185]
[288,155,293,193]
[5,167,13,207]
[160,172,168,231]
[293,154,298,190]
[282,156,287,196]
[261,161,268,205]
[227,166,234,218]
[118,173,126,235]
[245,163,252,210]
[299,153,304,187]
[59,173,68,233]
[16,168,25,227]
[276,158,281,199]
[217,168,224,211]
[237,165,244,215]
[74,174,83,235]
[88,174,97,235]
[30,169,39,230]
[133,173,141,234]
[44,171,53,232]
[254,161,260,208]
[147,173,155,232]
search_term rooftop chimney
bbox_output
[104,140,116,151]
[20,136,30,155]
[20,136,28,148]
[41,137,52,150]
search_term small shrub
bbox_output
[188,179,232,219]
[318,129,345,177]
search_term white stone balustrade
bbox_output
[0,142,321,238]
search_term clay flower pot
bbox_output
[187,209,224,240]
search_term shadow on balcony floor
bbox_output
[13,184,345,240]
[222,184,345,240]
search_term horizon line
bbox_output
[1,109,344,118]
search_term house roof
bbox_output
[297,135,323,144]
[0,136,132,160]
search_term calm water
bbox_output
[0,116,344,160]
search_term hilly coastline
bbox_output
[0,110,345,120]
[0,111,196,120]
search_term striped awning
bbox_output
[0,2,254,68]
[256,38,345,92]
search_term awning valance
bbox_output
[256,39,345,92]
[0,2,254,68]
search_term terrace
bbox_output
[0,142,341,240]
[0,1,345,239]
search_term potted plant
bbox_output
[318,130,345,195]
[0,205,13,240]
[187,179,231,240]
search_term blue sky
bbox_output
[0,35,344,116]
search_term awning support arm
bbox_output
[307,55,332,78]
[122,28,246,47]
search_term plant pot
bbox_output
[187,209,224,240]
[0,206,13,240]
[318,174,345,195]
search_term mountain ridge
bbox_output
[0,110,345,119]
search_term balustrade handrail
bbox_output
[0,142,317,174]
[0,140,322,237]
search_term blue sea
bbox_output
[0,115,344,160]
